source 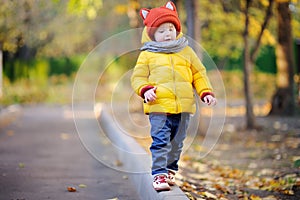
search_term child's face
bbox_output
[153,23,177,42]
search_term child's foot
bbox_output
[167,170,176,186]
[153,174,171,191]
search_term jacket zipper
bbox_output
[170,55,178,113]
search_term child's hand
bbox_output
[203,95,217,106]
[144,87,157,103]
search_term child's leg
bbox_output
[149,113,172,176]
[167,113,190,172]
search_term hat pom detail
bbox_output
[140,9,150,20]
[165,1,176,11]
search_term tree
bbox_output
[185,0,200,41]
[198,1,244,68]
[242,0,274,129]
[242,0,255,129]
[0,43,2,98]
[269,1,295,115]
[0,0,27,96]
[67,0,103,20]
[184,0,201,54]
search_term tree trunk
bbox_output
[269,1,295,115]
[243,0,256,129]
[185,0,195,39]
[296,39,300,105]
[242,0,274,129]
[194,0,200,43]
[185,0,201,52]
[0,43,2,98]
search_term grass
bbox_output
[0,74,74,106]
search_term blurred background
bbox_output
[1,1,300,199]
[0,0,300,114]
[0,0,299,124]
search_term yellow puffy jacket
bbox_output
[131,28,214,114]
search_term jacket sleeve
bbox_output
[189,48,215,101]
[131,51,153,98]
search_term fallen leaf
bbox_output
[6,130,14,136]
[262,195,277,200]
[250,194,262,200]
[184,192,196,200]
[67,187,76,192]
[60,133,70,140]
[180,181,193,192]
[18,162,25,168]
[200,191,217,199]
[115,160,123,167]
[283,189,294,195]
[182,154,193,161]
[192,162,208,173]
[273,121,281,130]
[285,137,300,149]
[213,183,232,194]
[78,184,87,188]
[270,135,281,142]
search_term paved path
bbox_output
[0,105,139,200]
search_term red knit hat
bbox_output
[140,1,181,40]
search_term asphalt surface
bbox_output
[0,105,140,200]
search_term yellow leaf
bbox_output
[182,154,193,161]
[18,162,25,168]
[114,5,127,15]
[283,190,294,195]
[87,8,96,20]
[260,0,270,7]
[201,191,217,199]
[78,184,87,188]
[184,192,196,200]
[250,194,262,200]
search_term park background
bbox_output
[1,0,300,199]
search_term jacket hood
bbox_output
[141,27,184,44]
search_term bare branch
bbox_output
[250,0,274,62]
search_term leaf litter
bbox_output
[177,116,300,200]
[131,112,300,199]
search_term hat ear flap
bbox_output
[140,8,150,20]
[165,1,176,12]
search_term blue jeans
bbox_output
[149,113,190,175]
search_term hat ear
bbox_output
[140,8,150,20]
[165,1,176,11]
